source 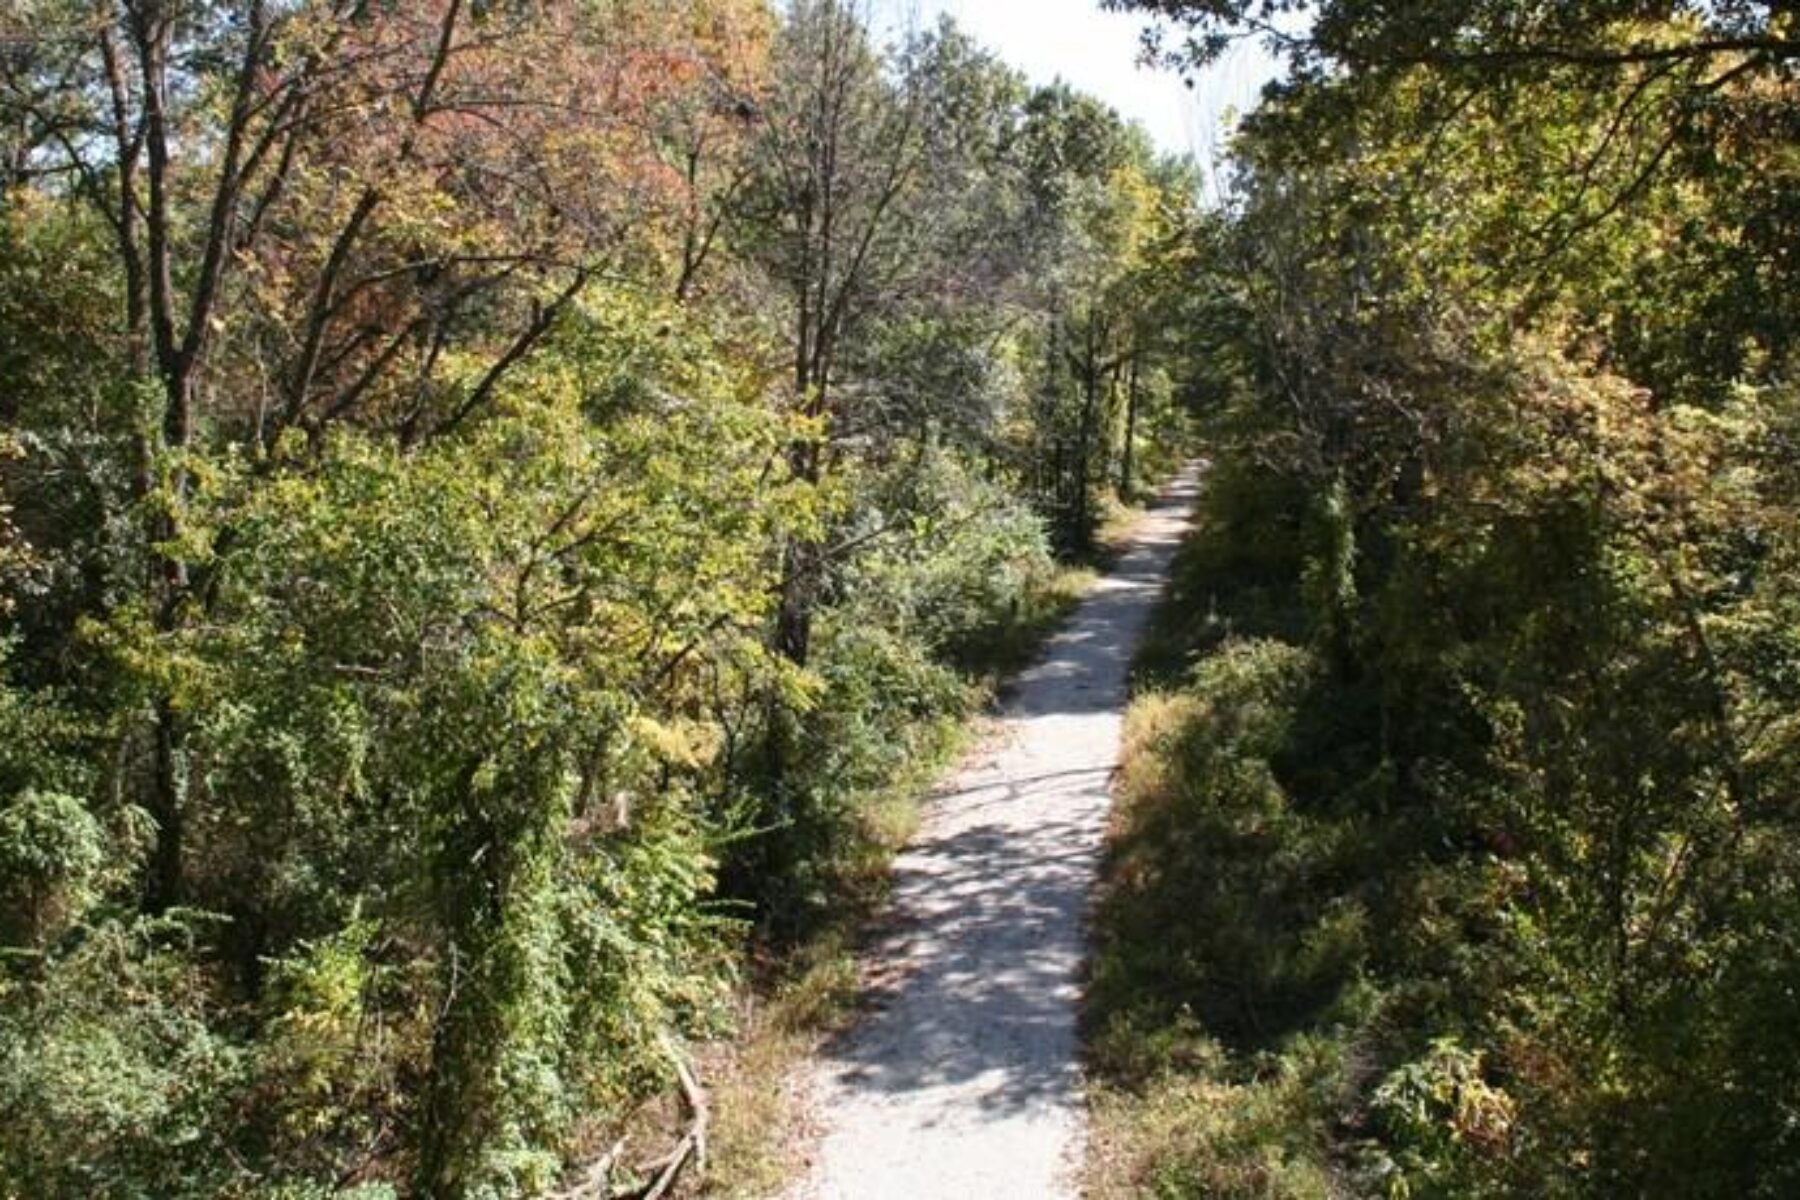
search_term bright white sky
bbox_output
[874,0,1281,182]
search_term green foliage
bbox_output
[1370,1039,1516,1198]
[1091,3,1800,1194]
[1089,633,1361,1200]
[0,914,247,1200]
[0,790,103,945]
[719,449,1066,940]
[0,0,1208,1190]
[841,451,1059,658]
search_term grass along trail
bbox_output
[782,467,1201,1200]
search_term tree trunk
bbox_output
[774,538,818,669]
[1074,329,1100,551]
[126,3,201,912]
[418,764,565,1198]
[145,698,186,909]
[1121,352,1141,499]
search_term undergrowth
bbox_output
[692,481,1171,1196]
[1087,443,1800,1198]
[695,547,1098,1197]
[1086,461,1537,1198]
[697,712,962,1198]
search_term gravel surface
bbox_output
[784,468,1200,1200]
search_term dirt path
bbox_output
[784,468,1201,1200]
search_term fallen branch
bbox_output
[551,1136,627,1200]
[612,1033,710,1200]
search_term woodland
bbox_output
[1088,1,1800,1197]
[0,1,1197,1196]
[1,0,1797,1198]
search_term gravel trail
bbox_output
[785,467,1200,1200]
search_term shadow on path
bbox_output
[789,467,1201,1200]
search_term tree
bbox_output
[747,0,927,667]
[0,5,1211,1193]
[1085,2,1800,1191]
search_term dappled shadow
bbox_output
[1085,633,1384,1070]
[795,469,1201,1196]
[821,792,1111,1116]
[1001,474,1203,719]
[1088,787,1366,1060]
[1130,461,1310,691]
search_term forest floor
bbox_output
[779,467,1201,1200]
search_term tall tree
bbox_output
[749,0,925,666]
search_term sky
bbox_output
[874,0,1282,186]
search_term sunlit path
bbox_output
[786,467,1201,1200]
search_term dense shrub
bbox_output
[717,450,1063,939]
[1091,374,1800,1196]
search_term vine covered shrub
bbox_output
[0,1,1204,1190]
[0,790,103,945]
[720,449,1062,940]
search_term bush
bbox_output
[0,789,103,945]
[0,914,249,1200]
[719,450,1061,941]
